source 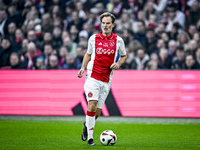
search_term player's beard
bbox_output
[102,28,112,35]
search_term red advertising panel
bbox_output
[0,70,200,117]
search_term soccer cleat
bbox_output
[87,139,95,145]
[81,122,87,141]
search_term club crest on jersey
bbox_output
[109,41,115,47]
[88,92,93,98]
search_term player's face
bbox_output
[101,16,115,36]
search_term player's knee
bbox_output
[88,100,97,112]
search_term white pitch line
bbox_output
[0,115,200,124]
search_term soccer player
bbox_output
[77,12,127,145]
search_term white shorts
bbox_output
[84,77,111,109]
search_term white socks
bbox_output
[86,111,96,140]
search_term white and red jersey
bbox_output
[86,31,126,83]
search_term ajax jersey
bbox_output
[86,31,126,83]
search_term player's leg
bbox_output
[82,77,99,145]
[86,100,97,145]
[96,81,111,119]
[95,108,102,119]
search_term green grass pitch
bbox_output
[0,120,200,150]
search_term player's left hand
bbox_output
[110,63,120,70]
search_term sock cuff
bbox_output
[87,111,96,117]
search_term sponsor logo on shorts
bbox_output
[88,92,93,98]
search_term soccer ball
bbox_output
[100,130,117,146]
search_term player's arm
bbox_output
[78,52,91,78]
[110,54,127,70]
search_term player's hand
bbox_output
[110,63,120,70]
[78,68,85,78]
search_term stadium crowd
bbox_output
[0,0,200,70]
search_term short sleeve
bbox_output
[87,35,95,54]
[118,36,126,56]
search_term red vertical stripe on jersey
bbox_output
[91,32,117,82]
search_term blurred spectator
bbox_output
[144,27,157,55]
[58,46,68,67]
[69,25,79,43]
[161,32,170,47]
[183,54,200,70]
[154,0,168,13]
[132,48,149,70]
[64,2,74,24]
[46,54,60,69]
[24,42,42,69]
[67,11,84,31]
[144,1,156,21]
[171,46,185,70]
[128,40,142,56]
[52,26,62,48]
[130,48,149,70]
[7,3,23,27]
[7,22,17,42]
[155,22,166,38]
[37,0,48,16]
[134,20,146,45]
[20,38,29,62]
[185,39,198,58]
[187,24,197,39]
[121,28,134,45]
[62,36,77,57]
[193,32,200,46]
[145,53,159,70]
[120,46,134,69]
[75,1,87,21]
[12,28,24,53]
[75,45,84,69]
[158,47,172,69]
[40,31,53,50]
[23,10,41,27]
[176,31,190,50]
[78,30,88,43]
[0,7,10,36]
[166,6,185,32]
[62,53,77,69]
[33,56,45,70]
[10,52,25,69]
[115,10,133,32]
[61,30,70,40]
[86,7,100,31]
[154,38,166,54]
[49,4,63,21]
[0,37,13,68]
[110,0,130,19]
[43,43,53,66]
[132,10,148,33]
[147,14,157,29]
[168,40,177,59]
[82,23,93,37]
[27,30,40,48]
[186,0,200,28]
[41,13,53,32]
[167,22,181,41]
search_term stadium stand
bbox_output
[0,0,200,70]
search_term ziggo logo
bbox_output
[96,48,115,55]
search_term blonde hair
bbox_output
[100,12,116,23]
